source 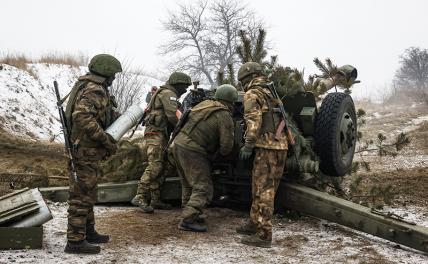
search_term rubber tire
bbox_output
[315,92,357,176]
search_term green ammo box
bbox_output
[0,226,43,249]
[299,107,316,136]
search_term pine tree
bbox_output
[236,29,268,64]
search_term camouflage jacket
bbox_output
[243,76,288,150]
[66,73,119,150]
[145,91,153,104]
[144,84,179,136]
[174,99,234,156]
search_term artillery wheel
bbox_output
[315,92,357,176]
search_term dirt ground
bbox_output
[0,101,427,263]
[0,128,68,195]
[1,203,427,264]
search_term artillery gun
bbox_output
[40,65,428,253]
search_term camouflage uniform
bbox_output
[173,99,234,222]
[243,76,288,241]
[136,84,180,204]
[65,73,119,242]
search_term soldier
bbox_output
[131,72,191,213]
[236,62,288,248]
[172,84,237,232]
[64,54,122,254]
[145,86,158,104]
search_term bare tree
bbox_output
[394,47,428,101]
[110,61,147,113]
[160,1,211,83]
[160,0,265,87]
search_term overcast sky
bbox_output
[1,0,427,99]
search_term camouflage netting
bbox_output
[99,137,179,184]
[99,139,147,183]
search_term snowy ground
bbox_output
[1,64,427,263]
[0,202,427,264]
[0,63,162,141]
[354,102,428,173]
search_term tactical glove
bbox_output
[239,145,253,160]
[103,133,117,156]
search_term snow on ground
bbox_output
[0,63,160,141]
[354,102,428,172]
[1,203,427,264]
[400,115,428,134]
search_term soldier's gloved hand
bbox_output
[239,145,253,160]
[103,133,117,156]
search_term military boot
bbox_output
[86,225,110,244]
[64,240,101,254]
[130,194,142,206]
[236,220,257,235]
[240,234,271,248]
[138,193,154,213]
[196,214,206,223]
[150,190,172,210]
[178,218,207,232]
[139,201,154,213]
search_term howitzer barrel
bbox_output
[277,183,428,253]
[106,104,145,141]
[318,65,358,90]
[40,178,428,253]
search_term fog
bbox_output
[1,0,427,99]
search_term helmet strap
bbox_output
[104,76,115,88]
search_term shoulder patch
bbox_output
[170,96,177,101]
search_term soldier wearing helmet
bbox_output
[64,54,122,254]
[131,72,191,213]
[170,84,237,232]
[145,86,158,104]
[235,62,288,248]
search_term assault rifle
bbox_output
[129,110,147,138]
[129,88,163,138]
[162,108,191,160]
[53,81,77,181]
[267,82,300,171]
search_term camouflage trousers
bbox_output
[136,133,167,201]
[172,144,213,221]
[250,148,287,241]
[67,149,104,242]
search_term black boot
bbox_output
[138,193,154,213]
[86,225,110,243]
[64,240,100,254]
[178,219,207,232]
[139,200,154,213]
[196,214,206,223]
[236,219,257,235]
[240,234,272,248]
[131,194,142,206]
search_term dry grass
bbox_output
[0,51,89,78]
[0,127,68,194]
[0,52,37,78]
[38,52,88,67]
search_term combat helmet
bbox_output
[214,84,238,104]
[237,62,264,81]
[168,72,192,86]
[88,54,122,78]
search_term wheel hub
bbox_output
[339,112,356,155]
